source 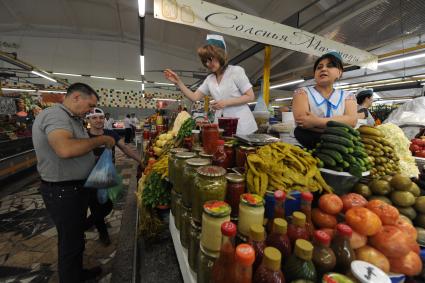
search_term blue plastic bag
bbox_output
[85,149,118,189]
[97,188,109,204]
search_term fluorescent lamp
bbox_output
[32,70,57,83]
[140,55,145,76]
[39,90,67,94]
[138,0,145,17]
[274,97,293,101]
[1,88,36,92]
[378,52,425,66]
[91,76,117,80]
[53,72,82,77]
[374,98,413,104]
[270,79,304,89]
[124,79,143,83]
[248,102,257,105]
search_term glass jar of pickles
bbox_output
[180,205,191,249]
[192,166,227,225]
[200,201,231,253]
[171,189,178,216]
[238,193,265,238]
[197,245,219,283]
[224,143,236,168]
[225,173,245,219]
[175,192,183,231]
[168,148,188,185]
[173,152,196,194]
[182,158,211,208]
[189,220,202,272]
[236,146,256,168]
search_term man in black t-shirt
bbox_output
[86,108,142,245]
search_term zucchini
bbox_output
[318,149,343,163]
[320,143,349,154]
[321,134,354,147]
[324,127,355,140]
[316,153,337,167]
[358,126,383,137]
[327,121,359,136]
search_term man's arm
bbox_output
[116,139,142,164]
[48,129,115,158]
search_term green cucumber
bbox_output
[327,121,359,136]
[316,153,337,167]
[324,127,355,140]
[321,134,354,147]
[320,143,349,154]
[318,149,343,163]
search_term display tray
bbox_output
[169,213,196,283]
[235,134,280,145]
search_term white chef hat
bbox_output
[206,34,226,51]
[86,107,105,118]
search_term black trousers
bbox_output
[294,126,322,149]
[125,128,132,143]
[86,189,113,234]
[40,181,88,283]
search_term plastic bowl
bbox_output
[320,168,370,196]
[252,111,270,126]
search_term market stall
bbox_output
[135,108,425,283]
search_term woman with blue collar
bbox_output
[164,34,257,135]
[292,52,357,148]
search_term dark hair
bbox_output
[66,83,99,100]
[197,45,227,69]
[126,114,130,118]
[356,90,373,105]
[313,54,344,73]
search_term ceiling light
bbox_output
[274,97,293,101]
[374,98,413,104]
[248,102,257,105]
[124,79,143,83]
[32,70,57,82]
[270,79,305,89]
[378,52,425,66]
[91,76,117,80]
[53,72,82,77]
[138,0,145,17]
[140,55,145,76]
[1,88,36,92]
[39,90,67,94]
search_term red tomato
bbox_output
[341,193,368,212]
[318,194,343,215]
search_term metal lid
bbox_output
[225,173,244,183]
[186,158,211,167]
[196,165,226,177]
[175,152,196,159]
[199,151,213,158]
[240,193,264,207]
[239,145,256,150]
[351,260,391,283]
[170,148,188,154]
[203,200,231,218]
[193,145,203,152]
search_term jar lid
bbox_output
[292,211,306,227]
[336,224,352,237]
[274,190,286,201]
[200,245,220,258]
[273,218,288,234]
[350,260,391,283]
[203,123,218,129]
[235,244,255,266]
[203,200,231,217]
[225,173,244,183]
[221,221,237,237]
[186,158,211,167]
[301,191,313,201]
[294,239,313,261]
[249,224,265,241]
[263,247,281,271]
[240,145,256,150]
[193,145,203,152]
[175,152,196,159]
[199,151,213,158]
[313,230,330,246]
[170,147,188,154]
[191,129,200,134]
[240,193,264,207]
[217,139,225,145]
[197,165,226,177]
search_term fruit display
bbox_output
[313,121,370,177]
[410,136,425,158]
[357,125,400,178]
[246,142,332,196]
[313,193,422,276]
[377,123,419,178]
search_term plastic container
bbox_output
[252,111,270,127]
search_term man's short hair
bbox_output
[66,83,99,100]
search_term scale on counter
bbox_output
[235,134,280,145]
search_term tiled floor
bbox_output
[0,145,138,283]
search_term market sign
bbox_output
[154,0,378,70]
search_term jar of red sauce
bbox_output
[224,143,235,168]
[287,211,310,247]
[202,124,219,154]
[225,173,246,219]
[236,146,256,168]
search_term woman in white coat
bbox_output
[164,35,258,135]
